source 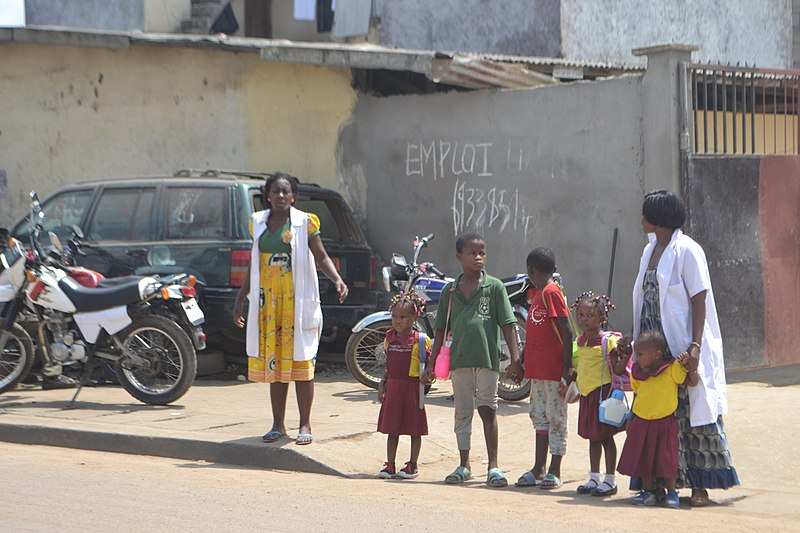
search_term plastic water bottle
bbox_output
[599,389,630,427]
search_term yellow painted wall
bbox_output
[0,41,356,225]
[694,111,799,154]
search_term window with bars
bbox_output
[690,65,800,155]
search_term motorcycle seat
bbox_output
[97,275,142,288]
[58,275,145,313]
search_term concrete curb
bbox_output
[0,422,343,476]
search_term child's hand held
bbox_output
[506,361,523,384]
[557,378,568,399]
[617,336,633,356]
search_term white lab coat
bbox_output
[246,207,322,361]
[632,229,727,427]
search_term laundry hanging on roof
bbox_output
[294,0,315,20]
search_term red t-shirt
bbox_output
[524,282,569,381]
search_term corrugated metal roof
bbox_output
[2,26,642,90]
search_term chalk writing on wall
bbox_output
[404,140,537,240]
[406,141,494,179]
[452,179,538,240]
[405,140,532,179]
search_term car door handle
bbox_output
[126,248,148,257]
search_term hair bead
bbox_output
[571,291,616,316]
[389,289,426,317]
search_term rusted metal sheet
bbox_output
[4,26,641,90]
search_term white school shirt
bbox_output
[246,207,322,361]
[632,229,727,427]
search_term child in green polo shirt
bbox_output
[423,232,523,487]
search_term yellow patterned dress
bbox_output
[248,214,320,383]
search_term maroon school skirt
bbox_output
[617,414,678,479]
[578,384,624,441]
[377,378,428,437]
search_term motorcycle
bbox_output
[345,233,532,401]
[47,223,207,350]
[0,192,205,405]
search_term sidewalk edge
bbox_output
[0,422,344,476]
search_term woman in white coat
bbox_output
[233,173,348,446]
[630,189,739,506]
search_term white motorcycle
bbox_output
[0,193,204,405]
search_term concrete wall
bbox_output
[374,0,560,56]
[370,0,788,67]
[339,76,646,332]
[684,157,765,369]
[758,156,800,367]
[0,41,356,226]
[793,0,800,67]
[26,0,143,31]
[561,0,792,68]
[685,155,800,369]
[25,0,190,33]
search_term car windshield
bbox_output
[12,189,93,245]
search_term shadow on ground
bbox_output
[726,364,800,387]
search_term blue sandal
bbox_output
[295,433,313,445]
[262,430,288,443]
[487,468,508,488]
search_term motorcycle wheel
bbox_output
[0,323,35,394]
[345,319,392,389]
[498,314,531,401]
[114,316,197,405]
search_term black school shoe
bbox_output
[591,481,618,497]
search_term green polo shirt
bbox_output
[434,271,516,371]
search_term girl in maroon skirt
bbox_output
[617,331,698,508]
[571,292,627,497]
[377,291,430,479]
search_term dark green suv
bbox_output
[11,170,387,359]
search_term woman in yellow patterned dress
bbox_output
[233,173,348,445]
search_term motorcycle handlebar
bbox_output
[412,233,434,265]
[428,264,445,277]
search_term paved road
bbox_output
[1,441,797,533]
[2,365,800,531]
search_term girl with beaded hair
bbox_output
[571,291,628,497]
[376,290,431,479]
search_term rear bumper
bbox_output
[203,287,388,347]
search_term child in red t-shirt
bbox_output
[515,247,573,490]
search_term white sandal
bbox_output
[515,470,542,487]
